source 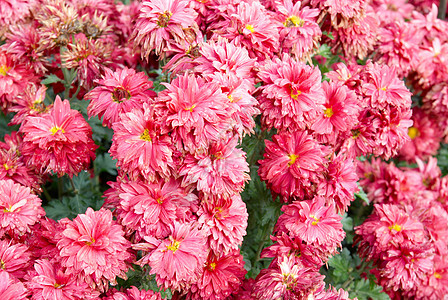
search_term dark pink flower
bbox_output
[0,240,30,280]
[0,270,27,300]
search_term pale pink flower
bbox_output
[0,240,30,280]
[415,38,448,88]
[85,67,156,128]
[197,194,248,255]
[0,270,27,300]
[179,137,250,197]
[0,0,30,30]
[0,179,45,238]
[20,96,97,178]
[371,0,415,25]
[110,103,174,182]
[57,208,132,292]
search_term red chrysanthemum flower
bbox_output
[0,179,45,238]
[311,0,368,28]
[135,222,207,292]
[257,54,325,132]
[186,250,246,300]
[197,194,248,255]
[0,240,30,280]
[258,130,327,201]
[155,74,232,153]
[85,67,156,128]
[0,270,27,300]
[57,208,132,292]
[132,0,199,59]
[179,137,250,197]
[21,96,98,178]
[27,259,100,300]
[9,84,48,126]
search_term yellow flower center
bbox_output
[50,126,65,135]
[85,237,95,246]
[112,88,131,103]
[288,154,298,166]
[3,163,11,171]
[284,15,305,27]
[408,127,419,140]
[324,107,334,118]
[0,260,5,269]
[0,65,10,76]
[156,197,163,204]
[434,272,442,279]
[184,104,196,112]
[351,129,360,139]
[140,129,152,142]
[388,224,402,232]
[54,283,62,288]
[380,87,387,91]
[291,90,302,100]
[157,11,172,27]
[208,262,217,271]
[310,215,319,226]
[245,24,255,33]
[166,240,181,253]
[3,205,13,213]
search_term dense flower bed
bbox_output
[1,0,448,299]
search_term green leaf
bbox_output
[0,113,20,137]
[41,74,63,85]
[351,279,390,300]
[355,183,369,205]
[341,213,354,232]
[322,30,335,40]
[44,197,75,220]
[327,248,355,283]
[94,152,117,175]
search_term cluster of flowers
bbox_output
[356,157,448,299]
[0,0,447,299]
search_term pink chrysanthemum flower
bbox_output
[134,222,207,292]
[0,240,30,280]
[155,74,232,153]
[107,178,195,241]
[197,194,248,255]
[376,21,422,77]
[276,197,345,250]
[318,154,359,213]
[415,38,448,88]
[311,0,368,28]
[252,254,324,300]
[26,217,64,262]
[0,270,27,300]
[275,0,321,59]
[27,259,100,300]
[0,179,45,238]
[104,286,163,300]
[0,0,30,32]
[21,96,98,178]
[179,137,250,197]
[186,250,246,300]
[195,38,256,82]
[311,81,360,144]
[313,285,354,300]
[371,0,415,25]
[57,208,132,292]
[110,103,174,182]
[132,0,199,59]
[399,108,442,162]
[257,55,325,132]
[9,84,48,126]
[411,4,448,43]
[258,130,327,201]
[0,50,38,111]
[85,67,156,128]
[212,1,279,60]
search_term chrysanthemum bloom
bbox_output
[26,217,64,262]
[362,62,412,111]
[410,254,448,299]
[104,286,163,300]
[85,67,156,128]
[207,73,260,138]
[20,96,98,178]
[311,81,360,144]
[376,21,422,77]
[257,55,325,132]
[0,270,27,300]
[27,259,100,300]
[330,9,378,60]
[155,74,232,153]
[311,0,368,28]
[399,108,442,162]
[312,285,354,300]
[0,50,38,111]
[195,38,256,82]
[317,154,359,213]
[355,204,427,262]
[179,137,250,197]
[186,250,246,300]
[107,178,195,241]
[411,4,447,43]
[415,38,448,88]
[9,84,48,126]
[134,222,207,292]
[57,208,132,292]
[212,1,279,60]
[110,103,174,182]
[61,34,121,89]
[4,24,47,73]
[0,240,30,280]
[197,194,248,255]
[258,130,327,201]
[0,179,45,238]
[275,0,321,59]
[252,255,324,300]
[0,0,30,33]
[275,197,345,251]
[132,0,199,59]
[371,0,414,25]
